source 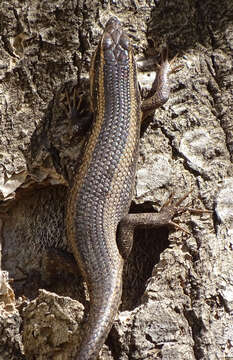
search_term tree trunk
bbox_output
[0,0,232,359]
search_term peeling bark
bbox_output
[0,0,233,359]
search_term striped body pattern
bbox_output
[66,17,141,359]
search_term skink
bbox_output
[66,16,178,360]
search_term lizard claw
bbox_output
[61,85,93,135]
[159,190,212,234]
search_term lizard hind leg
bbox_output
[117,221,135,260]
[117,191,210,260]
[116,192,187,260]
[118,191,213,259]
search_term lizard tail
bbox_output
[75,267,123,360]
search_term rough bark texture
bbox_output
[0,0,233,359]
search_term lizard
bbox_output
[66,16,183,360]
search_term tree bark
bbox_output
[0,0,232,359]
